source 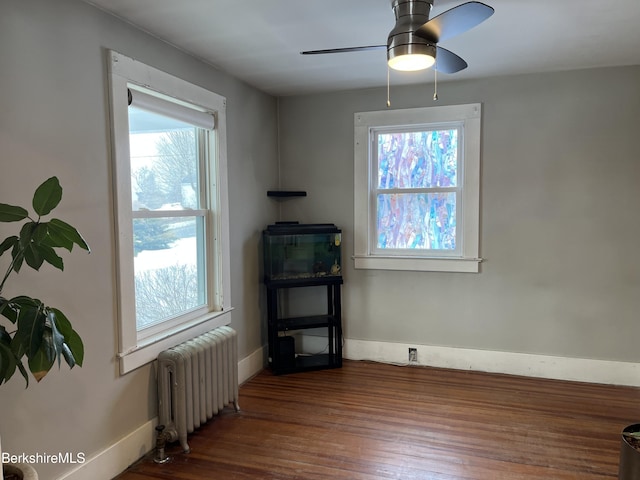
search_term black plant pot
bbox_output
[619,424,640,480]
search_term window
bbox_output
[354,104,481,273]
[108,51,232,373]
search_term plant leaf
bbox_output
[46,218,90,253]
[36,244,64,271]
[18,221,37,249]
[0,297,18,324]
[9,295,40,308]
[48,310,65,368]
[32,177,62,217]
[23,243,45,270]
[0,327,15,384]
[0,203,28,223]
[10,242,24,273]
[0,235,19,256]
[61,343,75,369]
[64,329,84,367]
[0,342,16,385]
[16,301,46,358]
[8,297,43,359]
[28,330,55,382]
[1,325,28,387]
[15,357,29,386]
[51,308,84,367]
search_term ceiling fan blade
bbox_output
[301,45,386,55]
[435,46,467,74]
[415,1,494,43]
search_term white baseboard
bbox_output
[57,350,266,480]
[238,345,267,384]
[344,339,640,387]
[56,419,156,480]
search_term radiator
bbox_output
[157,326,240,453]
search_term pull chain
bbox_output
[433,60,438,101]
[387,64,391,107]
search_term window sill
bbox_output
[353,255,481,273]
[117,308,234,374]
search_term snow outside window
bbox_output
[108,51,232,373]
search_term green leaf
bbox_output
[9,295,40,308]
[64,329,84,367]
[0,235,19,256]
[51,308,84,367]
[1,325,28,387]
[15,358,29,386]
[16,301,46,358]
[48,311,64,368]
[10,327,27,360]
[18,222,45,270]
[31,222,49,244]
[10,243,24,273]
[0,327,15,384]
[23,243,45,270]
[18,221,37,249]
[0,203,28,223]
[32,177,62,217]
[0,297,18,324]
[28,330,55,382]
[46,218,90,253]
[36,244,64,271]
[0,342,16,385]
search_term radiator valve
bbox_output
[154,424,171,464]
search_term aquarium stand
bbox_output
[262,223,343,375]
[265,277,343,375]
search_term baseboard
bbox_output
[238,345,267,384]
[56,419,156,480]
[344,339,640,387]
[57,349,267,480]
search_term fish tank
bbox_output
[263,223,342,284]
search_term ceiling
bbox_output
[82,0,640,97]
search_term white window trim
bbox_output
[354,103,482,273]
[108,50,233,374]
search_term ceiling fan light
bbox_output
[388,53,435,71]
[387,41,436,72]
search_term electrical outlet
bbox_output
[408,347,418,363]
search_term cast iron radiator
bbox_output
[157,325,240,453]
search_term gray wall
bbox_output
[0,0,277,478]
[277,66,640,363]
[2,0,639,476]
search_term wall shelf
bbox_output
[267,190,307,198]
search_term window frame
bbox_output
[354,103,482,273]
[108,50,233,374]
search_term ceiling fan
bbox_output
[301,0,494,75]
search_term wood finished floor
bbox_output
[114,360,640,480]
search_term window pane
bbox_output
[129,106,200,211]
[377,193,456,250]
[377,130,458,189]
[133,216,206,330]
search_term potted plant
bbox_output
[0,177,89,479]
[619,425,640,479]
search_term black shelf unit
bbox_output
[265,276,343,375]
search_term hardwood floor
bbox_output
[114,360,640,479]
